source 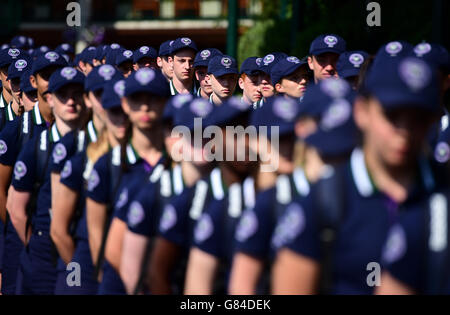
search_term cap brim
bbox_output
[305,123,358,157]
[311,48,343,56]
[210,69,239,77]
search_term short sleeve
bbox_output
[158,187,194,247]
[272,194,321,262]
[60,152,85,192]
[192,199,225,258]
[11,134,39,192]
[234,188,276,259]
[0,118,20,166]
[85,153,110,204]
[126,182,158,237]
[50,131,75,173]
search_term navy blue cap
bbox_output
[105,47,123,65]
[203,96,251,127]
[365,56,440,112]
[85,64,124,92]
[20,69,36,94]
[174,97,215,131]
[159,40,174,57]
[240,56,264,76]
[31,51,68,75]
[27,37,34,49]
[55,43,74,55]
[194,48,223,68]
[101,79,125,110]
[372,41,413,67]
[170,37,198,55]
[163,94,194,123]
[0,48,29,68]
[7,56,32,80]
[32,46,50,59]
[302,78,358,156]
[81,46,97,65]
[124,68,170,97]
[259,52,288,75]
[207,55,238,77]
[47,67,85,93]
[250,96,300,137]
[337,51,370,79]
[411,42,450,72]
[115,49,134,66]
[1,44,10,50]
[270,56,308,85]
[133,46,158,63]
[95,45,108,61]
[10,36,28,49]
[309,34,346,56]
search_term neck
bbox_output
[364,145,417,203]
[200,88,210,99]
[92,112,105,133]
[172,76,193,94]
[212,93,226,105]
[242,94,253,105]
[181,161,201,187]
[304,147,326,183]
[107,129,119,148]
[54,116,80,138]
[38,94,53,123]
[131,125,164,166]
[2,88,12,104]
[220,162,246,187]
[11,97,21,115]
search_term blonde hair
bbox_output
[86,129,110,165]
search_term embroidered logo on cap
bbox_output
[169,40,174,46]
[139,46,150,54]
[98,64,116,81]
[435,142,450,163]
[181,38,192,46]
[15,59,28,71]
[221,57,232,68]
[321,99,352,131]
[273,98,298,122]
[320,78,350,99]
[399,58,431,92]
[113,80,125,97]
[8,48,20,58]
[19,36,26,44]
[123,50,133,58]
[45,51,59,62]
[60,67,77,80]
[110,43,120,49]
[61,44,70,51]
[263,54,275,66]
[256,58,262,66]
[190,98,213,118]
[349,53,365,68]
[172,94,193,109]
[414,43,432,57]
[324,35,338,48]
[286,56,300,64]
[135,68,155,85]
[200,50,211,60]
[385,41,403,56]
[40,46,49,53]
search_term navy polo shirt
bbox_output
[0,103,46,166]
[234,168,310,260]
[12,124,62,232]
[275,148,439,294]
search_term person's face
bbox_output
[210,73,238,99]
[259,72,275,98]
[171,50,195,82]
[239,73,262,104]
[221,124,258,174]
[21,90,37,112]
[84,63,94,76]
[134,57,158,71]
[122,92,167,130]
[308,53,339,82]
[195,67,212,96]
[8,77,21,103]
[49,84,85,123]
[354,96,438,167]
[31,66,60,101]
[88,90,107,123]
[93,59,102,67]
[0,66,10,93]
[105,106,129,143]
[117,61,134,78]
[157,56,173,80]
[276,67,309,98]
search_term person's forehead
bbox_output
[174,49,196,59]
[195,66,207,73]
[314,52,339,60]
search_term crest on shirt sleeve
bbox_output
[61,160,72,179]
[87,169,100,192]
[0,140,7,155]
[235,209,258,242]
[128,201,145,228]
[381,224,407,264]
[194,213,214,243]
[53,143,67,164]
[14,161,27,180]
[115,188,129,209]
[271,202,305,248]
[160,204,177,232]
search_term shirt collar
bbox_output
[87,120,98,143]
[32,102,44,125]
[170,79,197,96]
[6,102,15,121]
[50,123,61,143]
[0,93,6,109]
